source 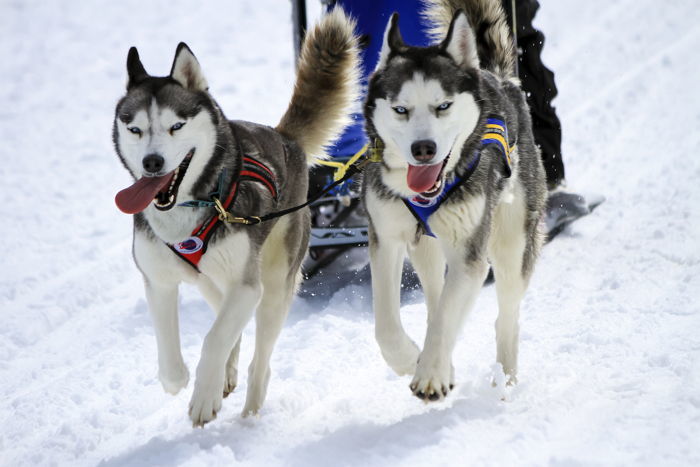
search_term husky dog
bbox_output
[113,9,360,425]
[363,0,547,400]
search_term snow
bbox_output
[1,0,699,465]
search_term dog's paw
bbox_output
[189,381,224,427]
[241,403,262,418]
[491,363,518,389]
[380,338,420,376]
[241,384,266,418]
[223,366,238,398]
[159,363,190,395]
[409,356,454,402]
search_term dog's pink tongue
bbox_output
[115,174,172,214]
[407,163,442,193]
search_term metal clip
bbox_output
[212,197,229,221]
[212,197,260,225]
[228,215,261,225]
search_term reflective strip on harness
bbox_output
[483,117,514,177]
[167,156,277,271]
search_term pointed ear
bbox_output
[126,47,149,89]
[375,13,407,71]
[441,11,479,69]
[170,42,208,91]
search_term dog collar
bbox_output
[402,115,514,238]
[167,155,277,271]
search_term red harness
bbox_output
[168,156,277,271]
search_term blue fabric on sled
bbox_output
[326,0,430,159]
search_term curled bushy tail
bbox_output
[422,0,515,79]
[276,8,361,163]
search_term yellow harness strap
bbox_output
[315,143,370,181]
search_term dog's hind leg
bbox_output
[242,217,303,417]
[197,275,241,397]
[488,194,541,385]
[242,267,295,417]
[370,229,418,376]
[490,237,529,385]
[490,236,527,385]
[224,340,241,398]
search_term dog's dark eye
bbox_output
[393,106,408,115]
[437,102,452,111]
[170,122,185,132]
[128,127,142,135]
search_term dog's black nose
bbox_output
[411,140,437,163]
[142,154,164,173]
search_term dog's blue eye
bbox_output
[393,106,408,115]
[437,102,452,111]
[170,122,185,132]
[128,127,142,135]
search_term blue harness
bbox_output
[402,116,514,237]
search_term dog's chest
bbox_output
[368,186,486,246]
[426,195,486,245]
[197,231,252,280]
[366,189,417,242]
[144,206,209,244]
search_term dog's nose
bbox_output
[142,154,164,173]
[411,140,437,163]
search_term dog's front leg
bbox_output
[135,234,191,396]
[370,230,419,376]
[411,253,489,401]
[145,280,189,395]
[189,281,261,427]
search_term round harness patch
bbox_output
[409,194,439,208]
[173,236,204,255]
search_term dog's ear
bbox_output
[170,42,209,91]
[441,10,479,69]
[375,13,407,71]
[126,47,149,89]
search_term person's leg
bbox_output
[505,0,565,189]
[504,0,593,233]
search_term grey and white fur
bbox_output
[113,9,360,426]
[363,0,547,400]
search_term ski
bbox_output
[545,192,605,242]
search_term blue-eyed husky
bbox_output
[363,0,547,400]
[113,9,360,425]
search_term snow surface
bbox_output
[1,0,699,465]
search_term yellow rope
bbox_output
[314,144,369,181]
